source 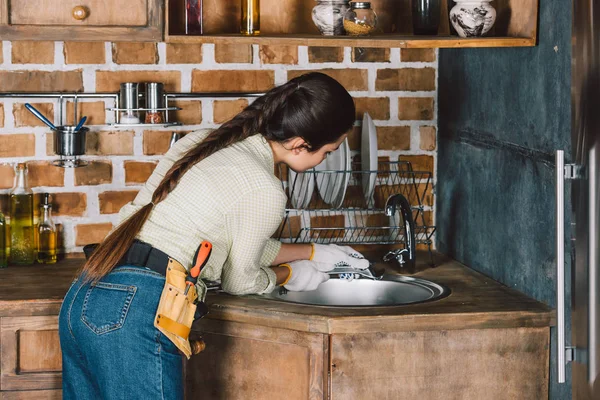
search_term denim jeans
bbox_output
[58,265,185,399]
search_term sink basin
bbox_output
[258,275,450,307]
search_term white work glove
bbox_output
[281,260,330,292]
[310,243,370,270]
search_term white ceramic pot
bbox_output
[449,0,496,37]
[312,0,350,36]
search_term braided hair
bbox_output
[80,72,355,281]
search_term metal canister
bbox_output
[145,82,165,124]
[53,126,88,156]
[119,82,141,123]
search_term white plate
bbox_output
[333,138,351,208]
[288,169,314,209]
[361,112,378,206]
[315,138,348,207]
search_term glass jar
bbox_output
[343,2,377,36]
[412,0,441,35]
[312,0,350,36]
[241,0,260,36]
[185,0,203,35]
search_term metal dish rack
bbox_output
[275,160,436,264]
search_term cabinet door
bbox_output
[0,316,62,391]
[330,328,550,400]
[0,0,162,41]
[186,319,328,400]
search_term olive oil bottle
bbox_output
[9,163,35,265]
[0,210,7,268]
[37,193,57,264]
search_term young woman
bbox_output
[58,72,369,399]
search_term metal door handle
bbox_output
[556,150,568,383]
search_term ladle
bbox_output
[24,103,56,130]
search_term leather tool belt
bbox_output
[83,240,209,359]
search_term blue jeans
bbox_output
[58,265,185,400]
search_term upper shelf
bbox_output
[166,0,539,49]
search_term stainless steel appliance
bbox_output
[556,0,599,396]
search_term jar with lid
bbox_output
[343,2,377,36]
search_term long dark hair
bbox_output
[80,72,355,281]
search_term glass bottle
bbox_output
[185,0,203,34]
[0,210,7,268]
[412,0,441,35]
[37,193,57,264]
[241,0,260,36]
[9,163,35,265]
[343,2,378,36]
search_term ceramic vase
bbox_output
[312,0,350,36]
[449,0,496,37]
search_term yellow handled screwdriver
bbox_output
[185,240,212,296]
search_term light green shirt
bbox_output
[118,129,286,297]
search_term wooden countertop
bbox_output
[0,252,555,334]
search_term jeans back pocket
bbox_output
[81,282,137,335]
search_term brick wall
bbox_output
[0,41,438,254]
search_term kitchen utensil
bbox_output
[169,132,183,149]
[75,116,87,131]
[119,83,141,124]
[53,125,89,167]
[145,82,165,124]
[24,103,56,130]
[361,112,378,206]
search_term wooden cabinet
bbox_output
[0,315,62,398]
[187,320,550,400]
[186,319,328,400]
[0,0,163,41]
[166,0,538,48]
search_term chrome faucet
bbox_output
[383,194,416,271]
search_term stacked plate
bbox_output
[288,169,315,209]
[361,112,378,206]
[315,138,351,208]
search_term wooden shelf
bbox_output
[167,0,538,49]
[166,33,535,49]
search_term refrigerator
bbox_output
[557,0,600,396]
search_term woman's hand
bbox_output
[280,260,330,291]
[310,244,369,270]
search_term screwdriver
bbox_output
[185,240,212,296]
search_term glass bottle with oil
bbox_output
[37,193,57,264]
[0,210,7,268]
[241,0,260,35]
[9,163,35,265]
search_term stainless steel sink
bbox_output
[258,274,450,307]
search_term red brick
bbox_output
[420,126,436,150]
[143,130,190,155]
[0,104,4,127]
[351,48,390,63]
[172,100,202,125]
[400,155,434,174]
[377,126,411,150]
[354,97,389,120]
[0,134,35,157]
[166,43,203,64]
[66,101,106,126]
[99,190,139,214]
[64,42,106,64]
[308,47,344,63]
[259,45,298,64]
[86,131,134,155]
[74,161,113,186]
[53,193,87,216]
[12,41,54,64]
[214,44,253,63]
[213,99,249,124]
[0,71,83,92]
[13,103,54,127]
[112,42,158,64]
[27,161,64,187]
[124,161,157,184]
[192,70,274,92]
[398,97,434,120]
[96,71,181,92]
[75,223,113,246]
[376,68,436,91]
[0,42,2,64]
[0,164,15,189]
[288,69,368,91]
[401,48,436,62]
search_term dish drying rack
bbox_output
[275,160,436,266]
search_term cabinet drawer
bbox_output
[9,0,147,26]
[0,316,62,391]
